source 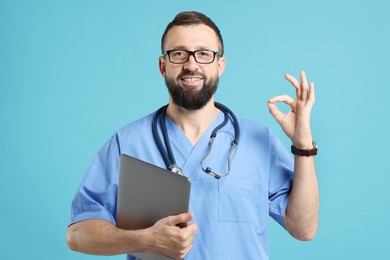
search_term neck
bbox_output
[166,98,219,145]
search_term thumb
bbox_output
[165,213,194,226]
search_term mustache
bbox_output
[177,71,206,79]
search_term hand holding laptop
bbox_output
[141,213,198,259]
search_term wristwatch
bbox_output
[291,141,318,156]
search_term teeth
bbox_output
[183,77,202,82]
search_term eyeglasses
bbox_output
[162,50,223,64]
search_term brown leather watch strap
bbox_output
[291,141,318,156]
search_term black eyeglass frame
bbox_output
[162,50,223,64]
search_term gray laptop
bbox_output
[116,154,191,260]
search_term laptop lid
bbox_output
[116,154,191,259]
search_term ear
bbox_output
[159,56,166,77]
[217,56,226,78]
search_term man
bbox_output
[67,11,319,259]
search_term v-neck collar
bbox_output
[164,111,225,176]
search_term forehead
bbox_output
[164,24,219,51]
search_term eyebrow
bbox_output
[170,45,211,51]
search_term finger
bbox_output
[185,222,198,236]
[178,223,198,242]
[300,70,310,101]
[184,244,193,255]
[267,102,285,124]
[179,244,193,260]
[183,240,194,255]
[268,95,295,105]
[267,95,297,124]
[300,70,309,87]
[307,82,315,107]
[176,224,197,258]
[285,73,301,100]
[165,213,194,226]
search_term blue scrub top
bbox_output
[70,111,294,260]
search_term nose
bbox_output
[183,53,199,71]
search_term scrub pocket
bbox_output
[218,180,261,223]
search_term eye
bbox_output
[172,51,187,57]
[199,51,212,57]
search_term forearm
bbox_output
[66,213,198,259]
[285,155,319,240]
[66,219,147,255]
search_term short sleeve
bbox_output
[69,135,120,225]
[268,132,294,227]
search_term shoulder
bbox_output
[236,116,272,138]
[116,112,155,136]
[235,116,285,152]
[107,112,155,148]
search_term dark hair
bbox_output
[161,11,224,54]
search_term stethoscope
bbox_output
[152,102,240,179]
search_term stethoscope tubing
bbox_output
[152,102,240,178]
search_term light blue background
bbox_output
[1,0,389,259]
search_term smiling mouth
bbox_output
[181,77,203,83]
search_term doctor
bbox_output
[67,11,319,260]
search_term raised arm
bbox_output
[267,71,319,240]
[66,213,198,259]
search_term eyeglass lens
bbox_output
[169,50,215,64]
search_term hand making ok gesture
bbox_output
[267,71,315,149]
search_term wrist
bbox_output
[136,228,154,253]
[292,134,313,149]
[291,140,318,157]
[119,228,152,254]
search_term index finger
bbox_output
[285,73,301,90]
[285,73,301,100]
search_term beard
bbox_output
[165,71,219,110]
